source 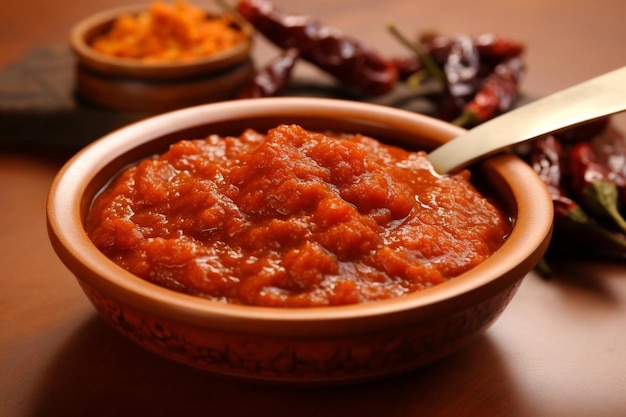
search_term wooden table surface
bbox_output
[2,1,626,416]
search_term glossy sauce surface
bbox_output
[86,124,511,307]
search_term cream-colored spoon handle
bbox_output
[427,65,626,174]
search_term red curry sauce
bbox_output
[86,124,510,307]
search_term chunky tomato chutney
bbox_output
[86,124,511,307]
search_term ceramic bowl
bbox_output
[47,97,553,384]
[70,4,254,112]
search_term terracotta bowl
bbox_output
[70,4,254,112]
[47,97,553,384]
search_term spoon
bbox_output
[427,65,626,174]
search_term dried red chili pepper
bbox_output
[237,48,300,98]
[552,118,625,205]
[531,135,565,199]
[587,122,626,207]
[431,35,482,122]
[531,136,626,257]
[471,33,525,64]
[386,29,526,123]
[442,34,480,100]
[452,56,524,126]
[419,33,525,73]
[236,0,398,95]
[568,140,626,233]
[531,136,587,224]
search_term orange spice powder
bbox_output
[91,0,247,62]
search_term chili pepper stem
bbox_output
[387,24,446,83]
[406,69,431,88]
[452,110,478,127]
[583,180,626,234]
[563,205,626,252]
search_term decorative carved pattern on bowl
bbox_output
[78,280,519,383]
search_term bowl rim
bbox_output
[47,97,553,329]
[69,3,254,79]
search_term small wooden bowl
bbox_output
[47,98,554,385]
[70,4,254,112]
